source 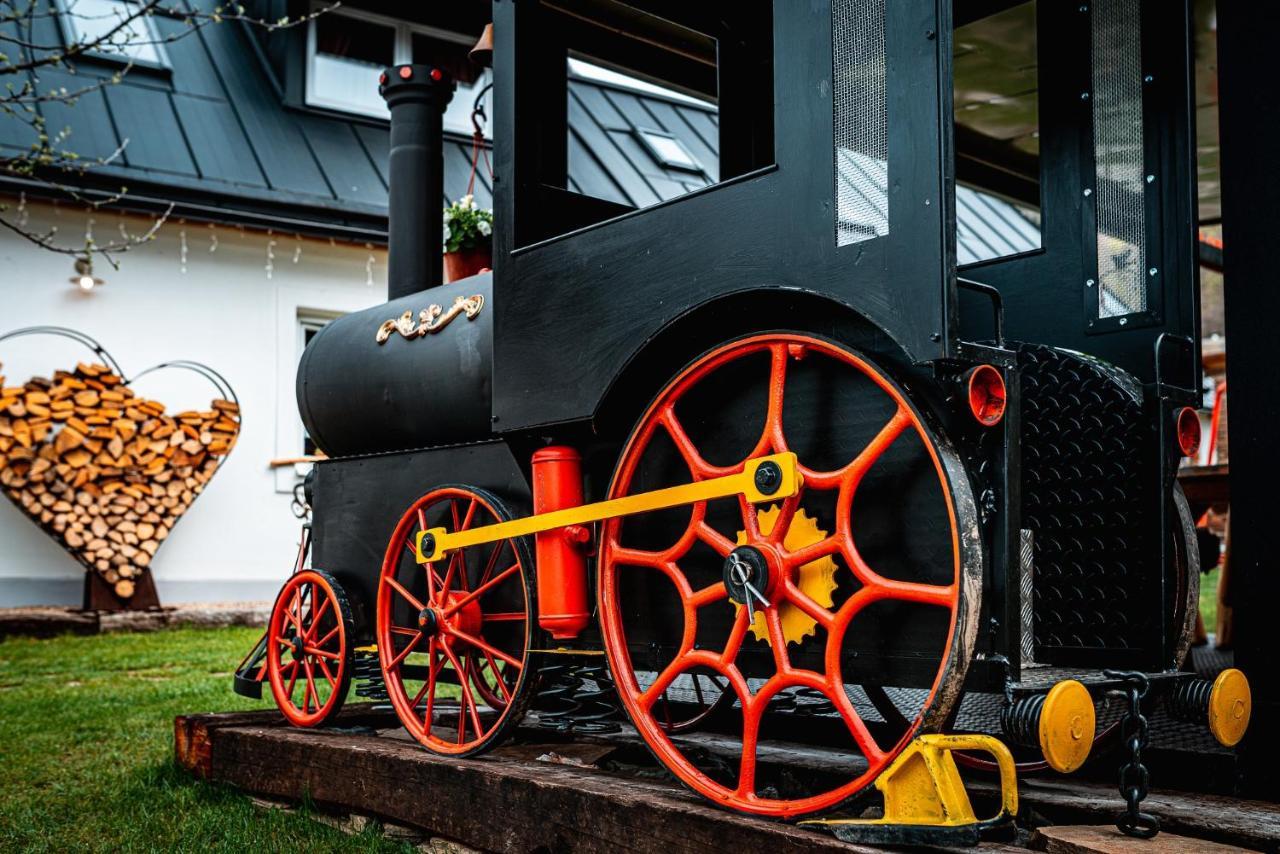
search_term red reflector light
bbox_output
[966,365,1006,427]
[1176,407,1201,457]
[398,66,412,79]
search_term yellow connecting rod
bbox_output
[416,452,801,562]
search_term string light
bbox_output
[16,192,27,228]
[365,243,375,286]
[265,230,276,279]
[292,234,302,264]
[179,226,188,274]
[208,223,218,253]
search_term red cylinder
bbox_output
[531,446,591,639]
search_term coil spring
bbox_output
[1165,677,1212,724]
[1001,693,1047,748]
[770,687,836,716]
[353,650,390,706]
[533,661,623,734]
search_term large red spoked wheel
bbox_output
[266,569,354,727]
[377,485,537,756]
[599,333,981,818]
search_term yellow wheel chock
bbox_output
[800,733,1018,847]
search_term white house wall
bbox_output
[0,197,387,606]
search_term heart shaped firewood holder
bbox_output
[0,326,240,611]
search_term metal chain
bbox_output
[1103,670,1159,839]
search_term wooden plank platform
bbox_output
[173,706,1280,853]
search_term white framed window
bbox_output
[55,0,170,69]
[305,4,490,136]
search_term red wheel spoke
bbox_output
[445,626,523,670]
[387,631,423,669]
[441,551,462,598]
[481,612,526,622]
[460,499,478,532]
[303,660,317,714]
[304,646,342,661]
[737,701,763,797]
[441,564,519,617]
[608,543,666,568]
[314,625,340,648]
[784,535,839,570]
[694,521,735,557]
[306,595,333,639]
[316,657,337,689]
[781,579,837,632]
[757,343,789,456]
[390,625,421,637]
[276,636,294,647]
[688,581,727,609]
[386,576,427,612]
[420,637,443,727]
[481,649,513,702]
[720,607,752,666]
[479,539,508,587]
[286,589,303,634]
[658,407,725,479]
[765,491,803,547]
[441,641,483,742]
[640,653,694,710]
[285,661,300,698]
[764,609,791,675]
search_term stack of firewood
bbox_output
[0,361,239,599]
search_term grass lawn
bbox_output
[0,625,414,853]
[1200,566,1220,632]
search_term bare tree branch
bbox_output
[0,0,340,262]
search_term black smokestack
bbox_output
[379,65,455,300]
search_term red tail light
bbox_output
[1176,407,1202,458]
[966,365,1006,427]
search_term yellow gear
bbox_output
[735,505,839,646]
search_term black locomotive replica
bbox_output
[235,0,1249,835]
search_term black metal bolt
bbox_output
[754,461,782,495]
[420,532,436,557]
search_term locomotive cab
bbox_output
[253,0,1245,828]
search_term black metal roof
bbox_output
[0,8,1039,261]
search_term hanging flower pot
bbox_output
[443,194,494,283]
[444,245,492,282]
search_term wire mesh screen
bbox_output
[1090,0,1147,318]
[833,0,888,247]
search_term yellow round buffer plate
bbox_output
[1208,668,1251,748]
[1039,680,1095,773]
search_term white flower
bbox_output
[460,194,475,210]
[477,219,491,236]
[443,222,452,243]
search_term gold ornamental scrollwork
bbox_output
[375,294,485,344]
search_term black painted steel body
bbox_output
[293,0,1205,697]
[380,65,454,301]
[309,440,528,643]
[296,274,493,457]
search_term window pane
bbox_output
[62,0,162,64]
[312,14,395,115]
[413,32,488,135]
[412,32,479,85]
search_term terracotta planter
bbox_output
[444,246,493,283]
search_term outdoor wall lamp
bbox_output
[70,257,103,291]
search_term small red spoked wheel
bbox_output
[266,569,354,727]
[377,485,537,756]
[599,333,981,818]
